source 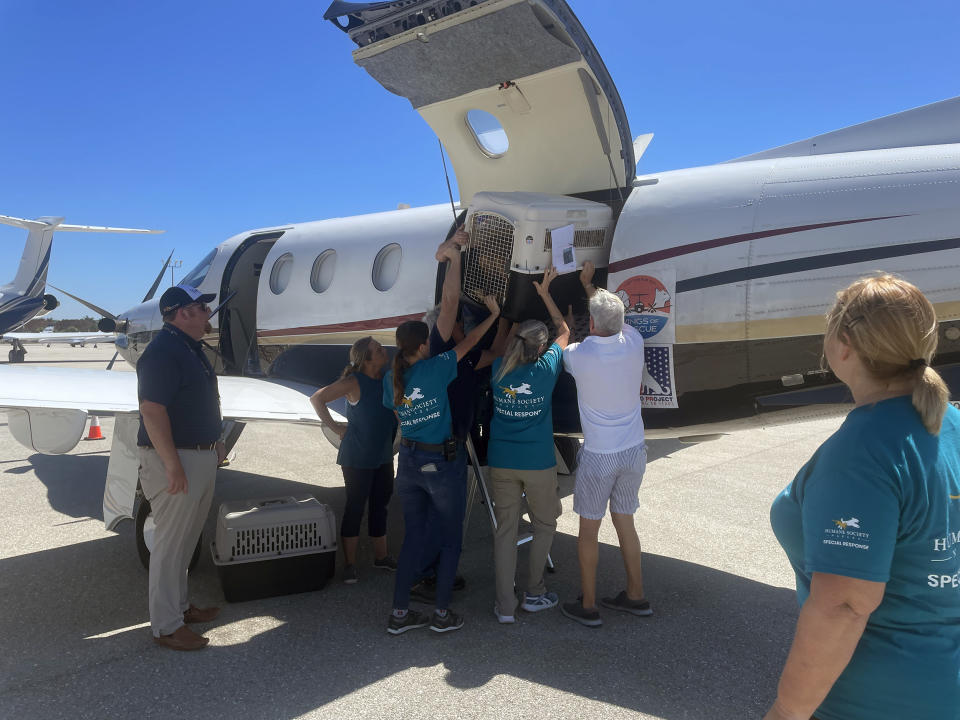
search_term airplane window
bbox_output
[180,249,217,288]
[466,109,508,157]
[372,243,402,292]
[269,252,294,295]
[310,249,337,293]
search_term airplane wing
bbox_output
[0,365,346,531]
[3,331,116,345]
[0,365,336,429]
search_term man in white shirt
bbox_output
[560,262,652,627]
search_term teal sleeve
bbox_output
[541,343,563,376]
[800,457,900,583]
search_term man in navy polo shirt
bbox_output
[137,284,225,651]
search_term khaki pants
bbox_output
[490,465,562,615]
[138,447,217,637]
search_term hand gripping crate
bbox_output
[211,494,337,602]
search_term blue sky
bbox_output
[1,0,957,318]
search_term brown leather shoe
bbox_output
[153,625,209,651]
[183,604,220,624]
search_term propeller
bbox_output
[143,250,175,303]
[49,250,176,371]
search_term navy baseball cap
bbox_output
[159,284,216,315]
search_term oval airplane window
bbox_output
[466,109,508,157]
[269,252,294,295]
[310,249,337,293]
[372,243,402,292]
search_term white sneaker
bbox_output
[494,604,516,624]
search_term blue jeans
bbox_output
[392,444,467,611]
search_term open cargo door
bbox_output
[324,0,635,205]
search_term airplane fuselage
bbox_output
[109,140,960,435]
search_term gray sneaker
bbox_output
[342,564,359,584]
[387,609,429,635]
[373,555,397,571]
[560,600,602,627]
[430,610,464,633]
[521,591,559,613]
[599,591,653,616]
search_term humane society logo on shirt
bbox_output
[822,515,871,551]
[495,381,545,418]
[383,351,457,444]
[396,387,441,426]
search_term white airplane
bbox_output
[0,214,161,362]
[1,0,959,562]
[2,328,116,350]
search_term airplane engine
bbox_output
[98,317,116,333]
[42,294,59,312]
[462,192,612,322]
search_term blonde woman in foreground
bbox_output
[767,274,960,720]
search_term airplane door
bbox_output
[217,231,283,375]
[325,0,635,206]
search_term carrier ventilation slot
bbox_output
[543,228,607,252]
[232,521,323,559]
[463,212,514,305]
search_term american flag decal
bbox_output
[641,344,677,409]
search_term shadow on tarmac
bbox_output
[1,446,795,719]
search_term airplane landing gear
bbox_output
[7,340,26,363]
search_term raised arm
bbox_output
[477,316,512,370]
[452,295,501,362]
[533,266,570,349]
[310,375,361,439]
[434,227,468,342]
[580,259,597,299]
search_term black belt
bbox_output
[399,437,457,453]
[141,443,217,451]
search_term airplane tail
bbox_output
[0,216,62,304]
[0,214,163,298]
[726,95,960,163]
[0,214,163,329]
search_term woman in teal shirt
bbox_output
[311,336,397,584]
[383,296,501,635]
[767,275,960,720]
[488,266,570,623]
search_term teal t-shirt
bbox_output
[488,343,563,471]
[382,351,457,445]
[770,396,960,720]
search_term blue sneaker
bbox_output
[521,591,559,613]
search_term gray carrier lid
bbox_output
[213,494,338,564]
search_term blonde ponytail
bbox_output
[913,365,950,435]
[341,336,375,379]
[825,273,949,435]
[495,320,548,383]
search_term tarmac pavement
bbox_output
[0,345,846,719]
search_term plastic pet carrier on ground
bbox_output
[211,494,337,602]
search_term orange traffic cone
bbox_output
[84,415,105,441]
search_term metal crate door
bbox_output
[463,212,515,305]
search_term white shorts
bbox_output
[573,443,647,520]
